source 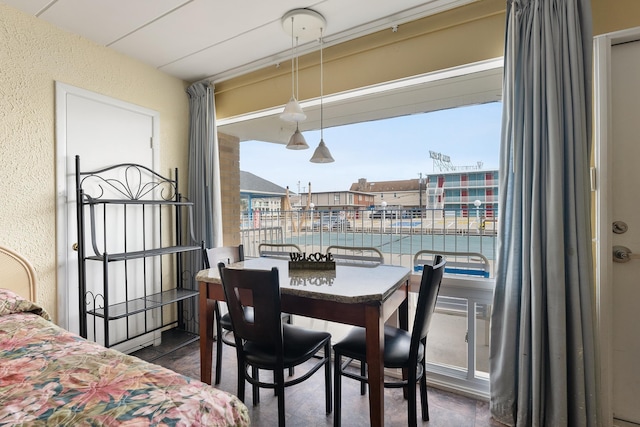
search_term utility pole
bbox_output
[418,173,423,209]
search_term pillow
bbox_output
[0,288,51,320]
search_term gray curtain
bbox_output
[187,82,216,249]
[183,82,222,331]
[489,1,597,426]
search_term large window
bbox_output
[220,59,504,399]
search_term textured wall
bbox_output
[0,5,190,320]
[218,133,241,246]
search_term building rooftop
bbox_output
[350,178,420,193]
[240,171,288,198]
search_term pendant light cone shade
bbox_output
[310,27,334,163]
[310,139,334,163]
[286,124,309,150]
[280,96,306,122]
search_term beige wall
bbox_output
[0,4,190,319]
[215,0,507,119]
[214,0,640,120]
[218,133,241,246]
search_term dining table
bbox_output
[197,256,411,427]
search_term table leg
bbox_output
[365,304,385,427]
[199,282,215,385]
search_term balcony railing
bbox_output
[240,207,496,398]
[426,179,499,189]
[439,195,500,205]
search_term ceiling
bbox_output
[4,0,502,144]
[4,0,476,83]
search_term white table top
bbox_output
[196,257,411,304]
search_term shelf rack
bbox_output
[75,155,202,353]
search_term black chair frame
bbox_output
[333,255,446,427]
[203,245,294,387]
[218,263,332,427]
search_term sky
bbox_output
[239,102,503,193]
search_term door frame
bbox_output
[593,26,640,427]
[55,82,160,331]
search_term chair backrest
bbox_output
[218,264,284,355]
[258,243,302,259]
[410,255,446,355]
[325,245,384,266]
[413,249,490,278]
[203,245,244,268]
[0,246,36,301]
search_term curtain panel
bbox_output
[183,82,223,333]
[490,1,597,426]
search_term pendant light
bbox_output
[280,15,306,122]
[286,124,309,149]
[310,27,335,163]
[285,36,309,150]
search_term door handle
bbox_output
[613,245,640,263]
[72,243,78,251]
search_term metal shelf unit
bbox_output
[75,155,202,353]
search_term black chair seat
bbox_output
[332,325,424,369]
[245,324,331,368]
[219,307,253,331]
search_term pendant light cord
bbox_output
[320,27,324,140]
[290,16,295,99]
[295,36,299,100]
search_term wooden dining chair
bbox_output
[203,244,293,386]
[258,243,302,259]
[332,255,446,427]
[413,249,491,345]
[203,245,245,385]
[257,243,298,375]
[413,249,490,278]
[325,245,384,266]
[218,263,332,427]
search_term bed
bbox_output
[0,246,250,426]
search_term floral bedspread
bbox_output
[0,288,250,426]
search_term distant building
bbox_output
[350,178,423,209]
[425,170,498,218]
[351,171,499,217]
[240,171,288,212]
[298,190,375,212]
[241,169,499,218]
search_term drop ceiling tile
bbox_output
[37,0,190,45]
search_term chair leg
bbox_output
[275,368,286,427]
[214,302,223,385]
[252,367,260,405]
[215,324,223,385]
[334,352,342,427]
[287,315,294,377]
[407,372,418,427]
[360,360,367,395]
[324,341,332,414]
[420,370,429,421]
[237,360,246,403]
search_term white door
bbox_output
[55,83,159,350]
[610,39,640,425]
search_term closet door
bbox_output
[610,39,640,426]
[55,83,158,349]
